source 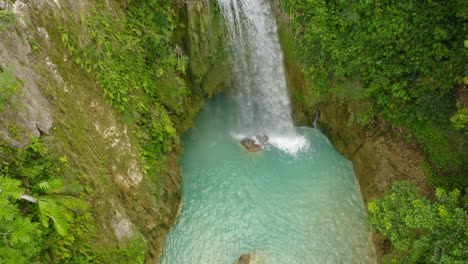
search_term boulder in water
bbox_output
[237,251,261,264]
[241,134,268,152]
[237,253,252,264]
[241,138,262,152]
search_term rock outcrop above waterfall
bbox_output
[241,134,268,152]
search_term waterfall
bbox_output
[312,109,321,129]
[217,0,308,154]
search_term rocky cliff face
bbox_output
[181,0,230,98]
[317,95,434,261]
[318,96,433,203]
[0,0,227,262]
[0,0,54,144]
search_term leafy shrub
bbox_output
[0,138,89,263]
[77,0,187,176]
[414,124,463,173]
[96,237,147,264]
[282,0,466,184]
[0,66,22,112]
[368,182,467,264]
[0,10,15,33]
[450,102,468,130]
[0,177,43,264]
[85,0,188,112]
[283,0,465,122]
[133,102,176,175]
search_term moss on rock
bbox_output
[0,0,229,263]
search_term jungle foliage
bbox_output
[282,1,467,262]
[92,0,188,175]
[1,0,187,262]
[0,10,15,34]
[0,138,89,263]
[0,137,147,263]
[0,66,22,112]
[368,182,467,264]
[282,0,466,189]
[58,0,189,178]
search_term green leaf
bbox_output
[0,177,23,200]
[9,217,40,245]
[0,195,18,221]
[38,197,70,236]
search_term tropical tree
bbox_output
[368,182,467,263]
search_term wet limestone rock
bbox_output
[241,134,268,152]
[237,251,260,264]
[241,138,262,152]
[112,210,135,241]
[0,0,54,146]
[238,253,252,264]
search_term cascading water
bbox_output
[217,0,307,154]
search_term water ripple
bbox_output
[160,97,377,264]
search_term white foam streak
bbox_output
[231,131,309,155]
[267,134,310,155]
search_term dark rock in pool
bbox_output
[240,134,268,152]
[241,138,262,152]
[238,253,252,264]
[237,251,260,264]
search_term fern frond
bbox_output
[0,196,19,221]
[8,217,40,245]
[0,177,23,199]
[37,198,53,228]
[37,181,51,190]
[56,182,84,194]
[54,195,88,211]
[37,197,69,236]
[0,247,28,264]
[36,178,62,193]
[36,178,83,195]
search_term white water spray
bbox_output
[217,0,308,154]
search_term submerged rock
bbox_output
[237,251,261,264]
[240,134,268,152]
[238,254,251,264]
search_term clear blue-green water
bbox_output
[161,96,376,264]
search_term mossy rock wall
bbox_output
[181,0,231,98]
[318,95,434,260]
[0,0,228,263]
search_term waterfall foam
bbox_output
[217,0,308,154]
